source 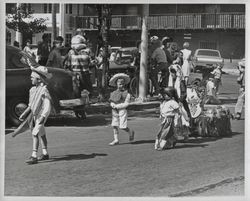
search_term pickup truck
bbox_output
[6,45,89,126]
[192,49,224,72]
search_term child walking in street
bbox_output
[18,63,53,164]
[108,73,135,146]
[210,63,223,95]
[155,87,180,150]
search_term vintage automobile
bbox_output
[6,45,88,126]
[192,49,224,72]
[108,47,138,78]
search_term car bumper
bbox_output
[59,96,89,108]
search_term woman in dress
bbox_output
[181,42,192,85]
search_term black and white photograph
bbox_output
[1,0,248,200]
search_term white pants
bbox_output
[235,88,245,114]
[111,109,128,129]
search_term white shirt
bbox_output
[160,99,179,117]
[206,80,215,96]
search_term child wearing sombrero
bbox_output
[18,61,53,164]
[108,73,135,146]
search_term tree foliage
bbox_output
[6,4,47,34]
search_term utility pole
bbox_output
[59,3,65,40]
[52,4,57,41]
[96,4,111,100]
[138,4,149,102]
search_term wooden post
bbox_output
[138,4,149,102]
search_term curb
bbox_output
[85,97,237,115]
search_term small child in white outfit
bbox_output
[210,63,222,94]
[109,73,135,146]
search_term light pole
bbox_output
[138,4,149,102]
[59,3,65,40]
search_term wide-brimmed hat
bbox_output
[109,73,130,87]
[31,66,52,80]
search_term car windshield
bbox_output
[115,50,133,63]
[197,50,220,57]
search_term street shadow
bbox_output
[41,153,108,163]
[46,115,111,127]
[231,132,243,136]
[5,129,15,135]
[130,140,155,145]
[173,143,209,149]
[182,137,222,144]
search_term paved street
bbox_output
[4,71,246,197]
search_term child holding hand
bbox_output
[108,73,135,146]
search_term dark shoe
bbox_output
[38,154,49,161]
[129,130,135,142]
[25,156,38,164]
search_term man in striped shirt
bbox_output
[64,35,93,97]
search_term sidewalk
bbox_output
[85,94,238,115]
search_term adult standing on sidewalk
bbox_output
[181,42,192,86]
[37,34,50,66]
[64,33,93,98]
[162,36,174,67]
[234,59,245,120]
[46,36,64,68]
[150,37,168,95]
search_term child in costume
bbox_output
[155,87,180,150]
[108,73,135,146]
[19,64,53,164]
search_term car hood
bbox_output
[109,61,133,69]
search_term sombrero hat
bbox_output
[31,66,52,79]
[26,58,52,80]
[109,73,130,87]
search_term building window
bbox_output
[43,4,52,13]
[23,4,32,12]
[199,41,217,49]
[65,34,72,46]
[6,3,15,14]
[66,4,72,14]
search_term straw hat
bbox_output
[109,73,130,87]
[31,66,52,80]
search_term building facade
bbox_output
[6,3,245,59]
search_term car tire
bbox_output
[6,97,28,126]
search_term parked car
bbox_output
[192,49,224,72]
[6,45,88,126]
[108,47,138,78]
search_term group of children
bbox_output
[15,53,224,164]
